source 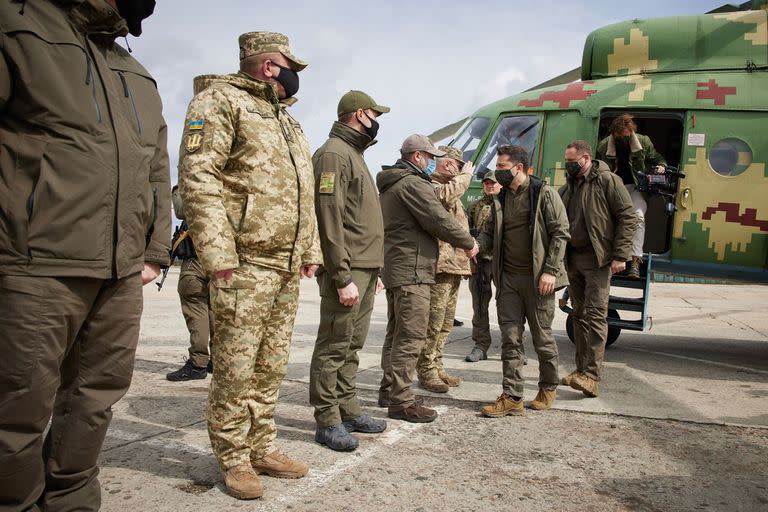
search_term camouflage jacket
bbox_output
[178,72,322,275]
[432,171,472,276]
[466,195,495,261]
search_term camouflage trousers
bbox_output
[417,273,462,380]
[207,264,299,470]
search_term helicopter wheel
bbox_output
[565,309,622,347]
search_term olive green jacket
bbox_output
[558,161,637,267]
[478,178,570,292]
[313,122,383,288]
[0,0,171,278]
[178,72,322,275]
[377,160,474,288]
[596,132,665,186]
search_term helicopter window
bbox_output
[475,115,540,180]
[450,117,490,165]
[709,138,752,177]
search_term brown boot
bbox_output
[560,370,580,387]
[530,388,556,410]
[481,393,525,418]
[438,370,462,387]
[223,463,263,500]
[419,376,449,393]
[627,256,642,280]
[251,449,308,479]
[571,373,600,397]
[388,402,438,423]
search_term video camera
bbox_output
[636,165,685,196]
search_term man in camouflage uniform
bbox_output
[166,184,214,381]
[178,32,322,500]
[310,90,390,452]
[465,171,502,362]
[417,147,475,393]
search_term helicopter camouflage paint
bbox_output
[450,7,768,281]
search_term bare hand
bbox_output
[655,165,666,174]
[141,263,161,285]
[610,260,626,274]
[337,281,360,306]
[214,268,236,281]
[375,277,385,295]
[461,161,475,176]
[464,239,479,260]
[300,264,320,279]
[538,272,556,296]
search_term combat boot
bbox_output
[627,256,642,280]
[571,373,600,397]
[379,394,422,408]
[251,449,308,479]
[529,388,557,410]
[223,463,263,500]
[388,402,438,423]
[438,370,462,387]
[166,359,207,382]
[481,393,525,418]
[343,414,387,434]
[465,346,488,362]
[560,370,580,387]
[315,424,358,452]
[419,376,449,393]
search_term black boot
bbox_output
[166,359,208,381]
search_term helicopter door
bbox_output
[672,111,768,270]
[597,111,685,255]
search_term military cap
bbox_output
[337,90,390,117]
[400,134,446,157]
[238,31,307,71]
[482,171,498,183]
[438,145,466,166]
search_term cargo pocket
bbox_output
[535,293,556,329]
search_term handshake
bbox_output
[464,239,480,260]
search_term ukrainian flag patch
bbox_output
[188,119,204,131]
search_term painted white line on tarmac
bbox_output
[268,405,448,508]
[621,347,768,376]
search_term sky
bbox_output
[127,0,726,183]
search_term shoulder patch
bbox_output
[188,119,204,131]
[185,132,203,153]
[318,171,336,194]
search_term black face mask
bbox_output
[495,169,514,188]
[617,135,631,146]
[362,112,380,140]
[271,63,300,99]
[565,160,582,178]
[115,0,156,37]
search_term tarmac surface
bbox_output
[99,269,768,511]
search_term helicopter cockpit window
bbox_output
[709,138,753,177]
[475,115,540,181]
[450,117,490,164]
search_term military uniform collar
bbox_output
[61,0,129,38]
[512,175,530,196]
[228,72,286,106]
[329,121,375,152]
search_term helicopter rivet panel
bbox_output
[696,79,738,105]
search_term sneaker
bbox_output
[251,449,308,479]
[453,318,464,327]
[223,463,262,500]
[388,402,438,423]
[627,256,642,280]
[465,346,488,363]
[481,393,525,418]
[207,360,213,373]
[438,370,462,387]
[315,424,358,452]
[560,370,580,387]
[166,359,207,382]
[571,373,600,397]
[342,414,387,434]
[419,377,449,393]
[529,388,556,410]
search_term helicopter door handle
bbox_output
[680,187,691,209]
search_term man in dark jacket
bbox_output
[478,145,570,417]
[310,90,390,451]
[0,1,169,510]
[559,140,636,398]
[596,114,666,278]
[377,134,478,423]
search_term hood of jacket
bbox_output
[376,159,427,193]
[329,121,375,153]
[51,0,130,38]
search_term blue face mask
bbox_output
[424,158,437,176]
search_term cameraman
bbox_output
[596,114,665,279]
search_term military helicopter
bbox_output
[431,1,768,345]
